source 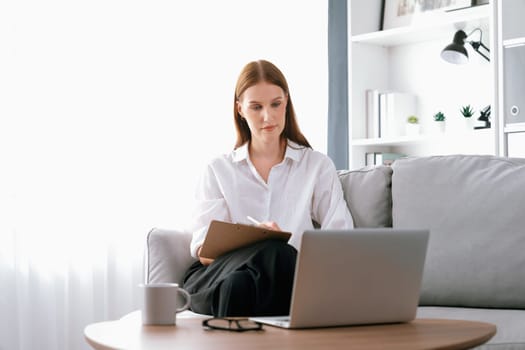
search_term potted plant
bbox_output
[433,111,446,133]
[461,105,475,130]
[405,115,420,136]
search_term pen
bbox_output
[246,216,262,225]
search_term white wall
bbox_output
[0,0,328,234]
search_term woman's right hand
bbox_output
[260,221,282,231]
[197,246,214,266]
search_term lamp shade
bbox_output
[441,30,469,64]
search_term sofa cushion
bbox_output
[338,165,393,228]
[392,155,525,309]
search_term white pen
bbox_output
[246,215,262,225]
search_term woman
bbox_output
[182,60,354,317]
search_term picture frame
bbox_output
[381,0,474,30]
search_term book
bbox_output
[385,92,417,138]
[375,152,406,166]
[199,220,292,259]
[379,92,389,138]
[366,89,380,138]
[365,152,376,166]
[366,152,406,166]
[367,90,417,138]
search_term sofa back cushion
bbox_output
[338,166,393,228]
[392,155,525,308]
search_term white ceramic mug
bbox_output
[139,283,191,326]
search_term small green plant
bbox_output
[407,115,418,124]
[460,105,474,118]
[434,111,446,122]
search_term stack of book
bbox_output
[366,90,417,139]
[365,152,406,166]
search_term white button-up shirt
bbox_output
[189,140,354,258]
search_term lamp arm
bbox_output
[466,28,490,61]
[469,41,490,61]
[479,41,489,52]
[467,28,483,41]
[478,42,490,61]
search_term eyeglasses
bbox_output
[202,317,264,332]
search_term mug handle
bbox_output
[176,288,191,313]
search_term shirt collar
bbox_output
[232,140,304,163]
[284,140,303,162]
[232,143,249,162]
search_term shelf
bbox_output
[352,135,427,146]
[352,128,493,147]
[504,123,525,133]
[351,5,490,47]
[503,37,525,47]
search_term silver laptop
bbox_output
[250,228,429,329]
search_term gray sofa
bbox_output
[145,154,525,349]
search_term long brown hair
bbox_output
[233,60,311,149]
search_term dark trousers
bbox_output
[182,239,297,317]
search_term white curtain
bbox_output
[0,1,327,349]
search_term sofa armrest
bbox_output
[145,228,196,284]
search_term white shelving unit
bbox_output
[498,0,525,157]
[347,0,498,169]
[352,5,490,47]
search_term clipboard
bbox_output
[199,220,292,259]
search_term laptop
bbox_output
[249,228,429,329]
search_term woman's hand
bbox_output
[197,246,214,266]
[197,220,281,266]
[260,221,282,231]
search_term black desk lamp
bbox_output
[441,28,491,129]
[441,28,490,64]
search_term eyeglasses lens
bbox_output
[203,318,263,332]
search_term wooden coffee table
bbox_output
[84,311,496,350]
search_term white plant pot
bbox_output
[434,121,446,133]
[405,123,420,137]
[463,117,475,131]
